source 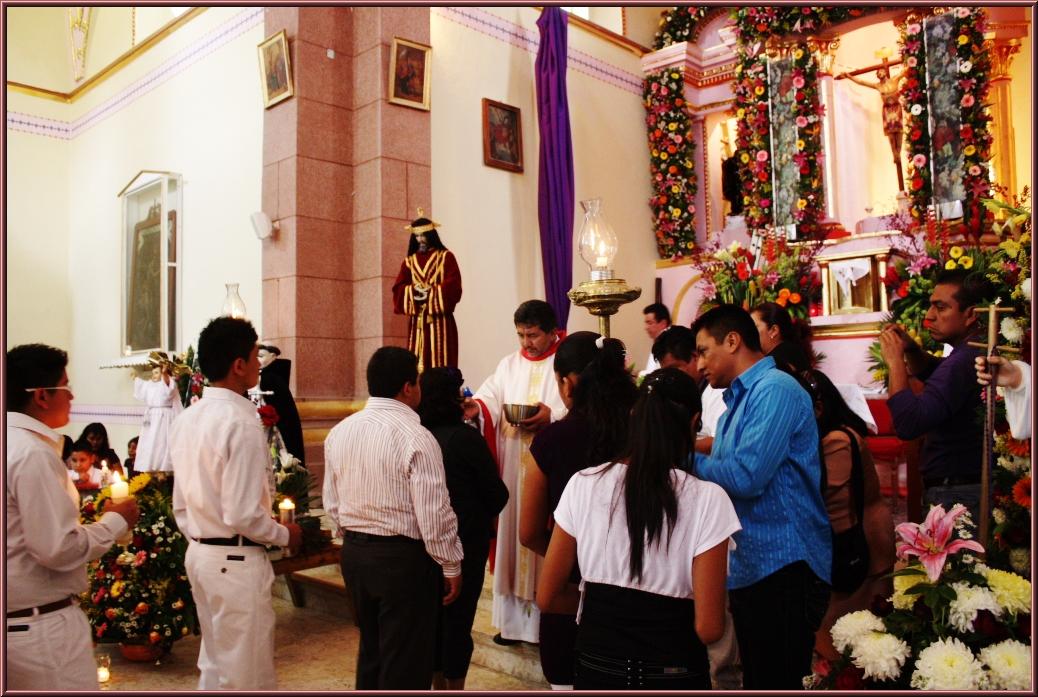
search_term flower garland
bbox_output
[899,8,993,234]
[790,46,825,235]
[645,67,698,259]
[81,475,197,649]
[652,6,711,51]
[733,49,773,230]
[806,505,1032,690]
[991,431,1032,577]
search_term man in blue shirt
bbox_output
[880,268,993,522]
[691,305,831,689]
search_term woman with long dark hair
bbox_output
[751,302,814,373]
[78,422,122,472]
[518,331,637,689]
[801,369,895,661]
[417,367,509,690]
[536,368,741,690]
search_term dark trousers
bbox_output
[435,541,488,680]
[340,532,441,690]
[575,650,711,690]
[729,561,830,690]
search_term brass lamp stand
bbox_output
[569,198,641,337]
[567,278,641,338]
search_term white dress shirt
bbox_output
[5,412,127,611]
[700,385,727,437]
[1001,359,1032,440]
[323,397,463,576]
[170,386,288,547]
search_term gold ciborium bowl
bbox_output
[503,403,538,425]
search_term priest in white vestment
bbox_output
[465,300,567,644]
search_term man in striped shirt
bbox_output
[323,346,464,690]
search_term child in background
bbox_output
[124,436,139,478]
[69,441,103,492]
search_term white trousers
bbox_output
[5,604,97,690]
[185,541,277,690]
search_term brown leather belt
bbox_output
[6,596,75,619]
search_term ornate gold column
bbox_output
[987,38,1021,195]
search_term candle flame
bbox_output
[112,471,124,485]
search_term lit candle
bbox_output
[97,666,111,683]
[110,472,129,503]
[278,498,295,525]
[96,653,111,683]
[595,255,608,268]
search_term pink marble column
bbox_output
[262,6,430,399]
[261,7,431,468]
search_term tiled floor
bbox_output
[95,595,545,691]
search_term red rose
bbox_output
[258,404,280,428]
[737,262,750,281]
[912,178,924,191]
[910,128,923,141]
[757,171,769,181]
[833,665,865,689]
[898,281,910,298]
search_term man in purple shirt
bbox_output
[880,268,994,522]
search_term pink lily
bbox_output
[895,504,984,581]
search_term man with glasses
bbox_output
[6,344,140,689]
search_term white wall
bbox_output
[6,7,264,448]
[431,7,656,387]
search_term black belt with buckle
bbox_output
[196,535,263,547]
[923,475,981,488]
[6,596,75,619]
[343,530,419,544]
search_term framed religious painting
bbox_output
[482,98,524,173]
[388,37,431,110]
[258,30,294,109]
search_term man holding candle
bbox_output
[170,317,302,690]
[6,344,140,690]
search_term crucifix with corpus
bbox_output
[837,47,906,192]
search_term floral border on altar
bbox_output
[645,67,698,259]
[652,6,712,50]
[899,7,993,234]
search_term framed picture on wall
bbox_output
[482,98,523,173]
[388,37,432,110]
[257,30,294,109]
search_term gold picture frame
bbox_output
[482,98,524,173]
[388,37,431,110]
[257,30,293,109]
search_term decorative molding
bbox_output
[434,7,643,95]
[9,7,209,104]
[689,97,735,114]
[989,38,1022,80]
[701,118,710,238]
[70,404,146,425]
[7,8,262,140]
[68,7,91,82]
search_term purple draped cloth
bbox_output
[535,8,575,328]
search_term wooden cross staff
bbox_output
[967,302,1021,552]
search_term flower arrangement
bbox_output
[81,474,197,650]
[256,402,327,553]
[806,504,1032,690]
[990,431,1032,577]
[692,234,822,320]
[172,345,205,407]
[644,66,698,259]
[899,8,993,234]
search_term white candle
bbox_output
[110,472,129,503]
[278,498,295,524]
[97,666,111,683]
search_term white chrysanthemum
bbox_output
[1001,316,1024,343]
[980,639,1032,690]
[910,104,923,116]
[831,610,885,654]
[910,637,985,690]
[948,582,1002,633]
[1021,277,1032,303]
[1009,548,1031,576]
[850,631,910,681]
